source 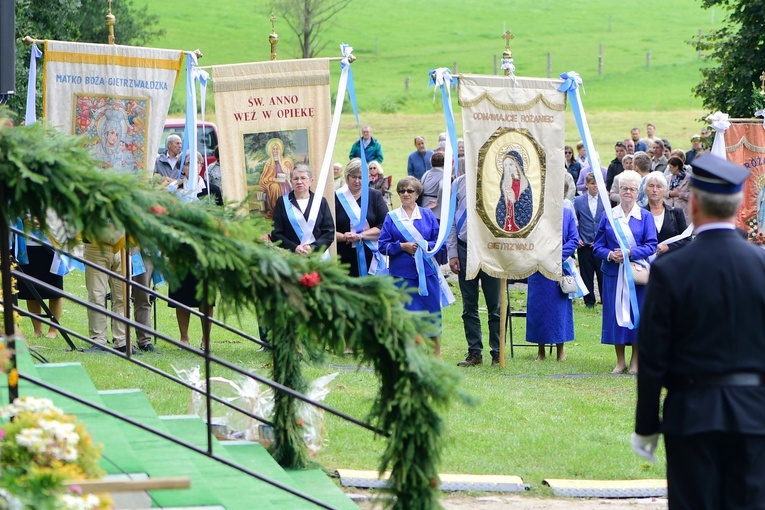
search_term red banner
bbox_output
[725,122,765,243]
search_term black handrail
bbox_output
[8,304,274,428]
[3,223,390,508]
[18,373,338,510]
[9,270,387,436]
[9,227,270,349]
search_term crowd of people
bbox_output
[17,122,713,372]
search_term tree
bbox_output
[271,0,354,58]
[9,0,164,116]
[693,1,765,118]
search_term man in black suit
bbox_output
[573,172,604,308]
[634,154,765,509]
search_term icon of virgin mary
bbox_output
[495,149,533,232]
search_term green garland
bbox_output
[0,111,465,509]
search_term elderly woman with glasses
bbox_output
[594,170,657,374]
[378,176,448,358]
[334,158,388,276]
[643,171,689,256]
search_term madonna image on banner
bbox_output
[243,129,310,218]
[477,127,545,237]
[74,94,148,174]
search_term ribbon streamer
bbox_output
[303,44,354,250]
[425,68,459,262]
[558,71,640,328]
[25,44,43,126]
[706,111,731,160]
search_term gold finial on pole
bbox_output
[501,29,515,77]
[759,71,765,95]
[106,0,117,45]
[269,13,279,61]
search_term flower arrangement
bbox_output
[0,397,110,510]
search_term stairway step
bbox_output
[35,363,144,474]
[286,468,360,510]
[221,440,358,509]
[99,389,222,508]
[162,416,356,509]
[161,415,296,510]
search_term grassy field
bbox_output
[135,0,722,113]
[23,271,662,494]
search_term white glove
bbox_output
[631,432,660,463]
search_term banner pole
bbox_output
[499,278,507,367]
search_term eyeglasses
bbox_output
[564,151,572,154]
[398,189,417,195]
[620,186,638,193]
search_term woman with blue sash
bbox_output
[378,176,447,358]
[334,158,388,277]
[526,207,579,361]
[271,164,335,255]
[593,170,657,374]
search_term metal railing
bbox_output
[1,226,385,509]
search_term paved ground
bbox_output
[354,492,668,509]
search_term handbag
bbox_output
[630,261,650,285]
[559,274,577,294]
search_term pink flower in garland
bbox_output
[149,205,167,215]
[299,271,321,288]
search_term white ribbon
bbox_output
[500,58,515,75]
[756,109,765,129]
[303,45,351,245]
[706,111,731,160]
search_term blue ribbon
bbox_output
[422,68,459,262]
[283,196,305,242]
[25,44,42,126]
[390,213,429,296]
[558,71,640,328]
[340,52,374,276]
[14,219,28,265]
[178,53,198,183]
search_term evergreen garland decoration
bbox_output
[0,112,465,509]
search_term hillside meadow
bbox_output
[132,0,722,193]
[136,0,722,113]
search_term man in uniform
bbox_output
[634,154,765,509]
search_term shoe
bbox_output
[457,351,483,367]
[114,345,140,355]
[138,343,160,353]
[82,345,106,354]
[491,351,501,366]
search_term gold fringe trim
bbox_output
[459,91,566,111]
[43,50,183,71]
[726,135,765,154]
[212,73,330,93]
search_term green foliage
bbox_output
[692,0,765,117]
[0,110,462,509]
[8,0,165,116]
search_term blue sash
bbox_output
[389,209,454,307]
[336,187,387,276]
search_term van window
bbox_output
[159,125,218,157]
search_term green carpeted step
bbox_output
[161,416,357,509]
[221,440,359,510]
[99,389,223,508]
[162,415,315,510]
[286,469,360,510]
[34,363,145,474]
